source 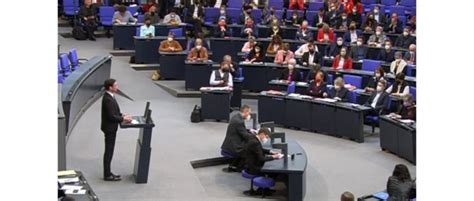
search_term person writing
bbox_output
[163,9,182,25]
[159,32,183,52]
[327,77,350,102]
[307,71,327,98]
[140,17,155,37]
[113,5,137,24]
[332,47,353,70]
[244,128,281,176]
[209,62,233,87]
[365,66,385,93]
[388,94,416,120]
[101,79,132,181]
[279,59,301,83]
[186,38,209,61]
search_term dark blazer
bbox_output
[364,91,390,114]
[244,135,273,175]
[228,61,240,78]
[305,69,328,83]
[366,77,384,90]
[371,12,386,26]
[325,43,343,57]
[186,4,204,20]
[246,50,265,62]
[312,14,329,27]
[343,30,362,45]
[101,92,123,133]
[403,51,416,64]
[296,29,313,41]
[350,45,368,61]
[279,68,302,82]
[306,81,327,98]
[327,87,350,102]
[348,13,361,28]
[377,49,396,63]
[240,25,258,38]
[384,20,403,34]
[238,14,255,25]
[394,35,416,49]
[301,51,320,66]
[398,105,416,120]
[327,10,341,27]
[387,176,416,201]
[221,113,252,154]
[214,26,231,38]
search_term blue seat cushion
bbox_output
[253,177,275,188]
[220,149,236,158]
[241,170,258,179]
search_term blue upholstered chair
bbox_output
[343,74,363,89]
[400,0,416,7]
[410,86,416,102]
[381,0,397,6]
[269,0,284,10]
[308,2,324,11]
[63,0,79,16]
[361,0,377,4]
[242,170,258,194]
[204,7,219,23]
[137,15,144,23]
[362,59,383,72]
[387,6,406,16]
[228,0,243,9]
[127,6,138,16]
[253,176,276,198]
[59,54,72,77]
[365,95,392,133]
[226,8,241,24]
[68,48,88,71]
[170,28,183,37]
[135,27,140,36]
[348,90,357,104]
[58,60,64,84]
[287,81,296,94]
[99,6,115,26]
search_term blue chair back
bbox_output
[59,54,71,77]
[327,74,334,84]
[308,2,324,11]
[99,6,115,26]
[127,6,138,15]
[410,86,416,101]
[307,11,317,25]
[68,48,79,71]
[204,7,219,23]
[136,27,140,36]
[348,90,357,103]
[406,64,415,76]
[269,0,284,10]
[362,59,383,72]
[343,74,363,89]
[275,10,284,19]
[228,0,243,9]
[386,95,392,111]
[398,15,407,26]
[252,9,263,24]
[287,81,296,94]
[405,7,416,16]
[381,0,397,6]
[170,28,183,37]
[137,15,144,23]
[361,0,377,4]
[239,68,243,78]
[400,0,416,7]
[388,6,406,16]
[227,8,241,24]
[63,0,79,16]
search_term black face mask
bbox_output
[309,49,315,54]
[222,68,230,73]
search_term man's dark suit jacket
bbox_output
[279,68,302,82]
[301,51,320,66]
[221,113,252,155]
[364,91,390,114]
[244,135,273,175]
[327,87,350,102]
[307,81,327,98]
[186,4,204,21]
[101,92,123,133]
[377,49,395,63]
[394,35,416,49]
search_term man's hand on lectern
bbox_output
[123,115,133,123]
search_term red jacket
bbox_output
[317,29,335,43]
[290,0,305,10]
[332,55,353,70]
[343,1,363,14]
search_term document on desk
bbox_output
[58,170,76,177]
[58,177,79,184]
[399,119,415,124]
[61,185,83,191]
[317,98,337,103]
[65,189,87,195]
[200,86,231,91]
[131,119,139,124]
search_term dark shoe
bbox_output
[104,175,121,181]
[243,189,256,196]
[89,37,96,41]
[110,173,121,178]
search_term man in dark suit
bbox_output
[244,128,280,175]
[327,77,350,102]
[238,5,254,25]
[221,105,254,171]
[378,40,396,63]
[384,13,403,34]
[101,79,132,181]
[213,5,232,24]
[395,27,416,49]
[350,36,368,61]
[313,8,329,28]
[186,0,204,35]
[301,43,320,67]
[364,79,390,116]
[370,5,386,27]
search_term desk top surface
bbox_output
[262,138,307,173]
[380,115,416,131]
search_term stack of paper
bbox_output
[58,170,76,177]
[58,177,79,184]
[317,98,337,103]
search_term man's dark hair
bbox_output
[240,105,251,112]
[144,17,152,22]
[340,191,355,201]
[258,128,270,136]
[118,5,127,13]
[103,78,116,91]
[392,164,412,182]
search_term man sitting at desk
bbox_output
[210,61,233,88]
[113,5,137,24]
[223,55,239,78]
[325,37,344,58]
[307,71,328,98]
[144,5,160,24]
[327,77,350,102]
[377,40,396,63]
[364,79,390,116]
[279,59,302,83]
[241,18,258,38]
[388,94,416,120]
[296,20,313,41]
[301,43,320,67]
[159,32,183,52]
[350,36,368,61]
[390,51,407,75]
[140,17,155,37]
[163,9,182,25]
[367,26,387,47]
[274,43,295,64]
[244,128,280,176]
[214,18,231,38]
[187,38,209,61]
[295,38,318,57]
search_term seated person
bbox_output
[185,0,205,34]
[384,13,403,34]
[325,37,344,58]
[186,38,208,61]
[301,43,320,67]
[143,5,160,24]
[367,26,387,47]
[213,5,232,24]
[365,66,385,93]
[327,77,350,102]
[244,128,280,176]
[210,61,233,87]
[404,44,416,65]
[262,7,279,25]
[295,38,318,56]
[78,0,98,41]
[386,73,410,97]
[296,20,313,41]
[335,12,351,31]
[279,59,302,83]
[187,32,209,51]
[139,0,156,14]
[317,23,335,43]
[287,9,303,26]
[214,19,231,38]
[159,32,183,52]
[390,51,407,75]
[305,64,329,83]
[350,36,368,61]
[113,5,137,24]
[241,18,258,38]
[389,94,416,120]
[274,43,295,64]
[343,22,362,46]
[266,35,283,54]
[327,2,341,28]
[347,6,362,28]
[362,13,377,33]
[289,0,305,10]
[245,43,265,63]
[377,40,396,63]
[395,27,416,49]
[364,80,390,116]
[306,71,327,98]
[386,164,416,201]
[332,47,353,70]
[223,55,240,78]
[241,36,256,53]
[140,17,155,37]
[163,9,182,25]
[313,8,329,28]
[238,5,255,24]
[268,23,283,38]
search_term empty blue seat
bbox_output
[287,81,296,94]
[308,2,324,11]
[59,54,72,77]
[242,170,258,194]
[252,9,263,24]
[228,0,243,9]
[170,28,183,37]
[387,6,406,16]
[227,8,241,24]
[99,6,115,26]
[58,60,64,83]
[362,59,383,72]
[68,48,87,71]
[204,7,219,23]
[307,11,317,25]
[274,10,284,20]
[343,74,363,89]
[269,0,284,10]
[405,7,416,16]
[137,15,144,23]
[398,15,407,26]
[348,90,357,103]
[63,0,79,16]
[327,74,334,85]
[406,64,415,76]
[381,0,397,6]
[253,176,276,198]
[361,0,377,4]
[410,86,416,101]
[400,0,416,7]
[127,6,138,16]
[136,27,140,36]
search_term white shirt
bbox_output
[106,91,114,98]
[371,92,381,108]
[324,33,329,40]
[350,31,358,43]
[209,70,233,87]
[214,0,222,8]
[338,58,345,68]
[386,85,409,96]
[375,14,380,23]
[175,0,181,7]
[308,53,315,65]
[295,43,319,56]
[193,6,198,18]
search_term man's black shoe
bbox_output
[104,175,121,181]
[89,37,96,41]
[110,173,121,178]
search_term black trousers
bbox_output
[187,18,203,35]
[83,20,97,39]
[103,131,117,177]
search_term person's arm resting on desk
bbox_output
[249,140,274,162]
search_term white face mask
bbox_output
[385,45,391,50]
[356,41,362,46]
[167,37,173,41]
[245,114,251,121]
[374,9,379,14]
[375,73,381,78]
[376,31,381,35]
[403,31,409,36]
[342,16,347,20]
[337,40,343,46]
[261,137,269,144]
[334,85,341,90]
[196,45,202,49]
[376,86,383,92]
[220,10,225,15]
[340,51,346,56]
[255,48,260,52]
[288,65,295,70]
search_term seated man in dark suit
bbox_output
[394,27,416,49]
[305,64,328,83]
[377,40,396,63]
[279,59,302,83]
[185,0,204,35]
[301,43,320,67]
[350,36,368,61]
[241,18,258,38]
[364,79,390,116]
[325,37,344,58]
[384,12,403,34]
[238,5,255,24]
[223,55,240,78]
[307,71,328,98]
[244,128,280,176]
[313,8,329,28]
[221,105,254,171]
[327,77,350,102]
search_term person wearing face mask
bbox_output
[268,24,283,38]
[377,40,396,63]
[139,17,155,37]
[144,5,160,24]
[159,32,183,52]
[266,35,283,54]
[389,94,416,120]
[313,8,329,28]
[364,79,390,116]
[210,61,234,87]
[279,58,302,83]
[287,10,303,26]
[296,20,313,41]
[327,77,350,102]
[295,38,318,56]
[240,18,258,38]
[223,55,240,78]
[362,13,377,32]
[325,37,344,58]
[301,43,320,67]
[348,6,362,28]
[332,47,353,70]
[213,5,232,24]
[307,71,328,98]
[163,9,182,25]
[187,38,209,61]
[241,36,256,53]
[214,18,231,38]
[113,5,137,25]
[317,23,335,43]
[221,105,255,172]
[246,43,265,63]
[386,72,409,97]
[239,5,255,25]
[243,128,281,176]
[403,44,416,65]
[275,43,295,64]
[390,51,407,75]
[367,26,387,47]
[365,66,385,92]
[327,2,341,28]
[350,36,368,61]
[185,0,205,34]
[336,13,350,30]
[343,21,362,45]
[263,7,278,25]
[370,5,386,27]
[395,27,416,49]
[384,12,403,34]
